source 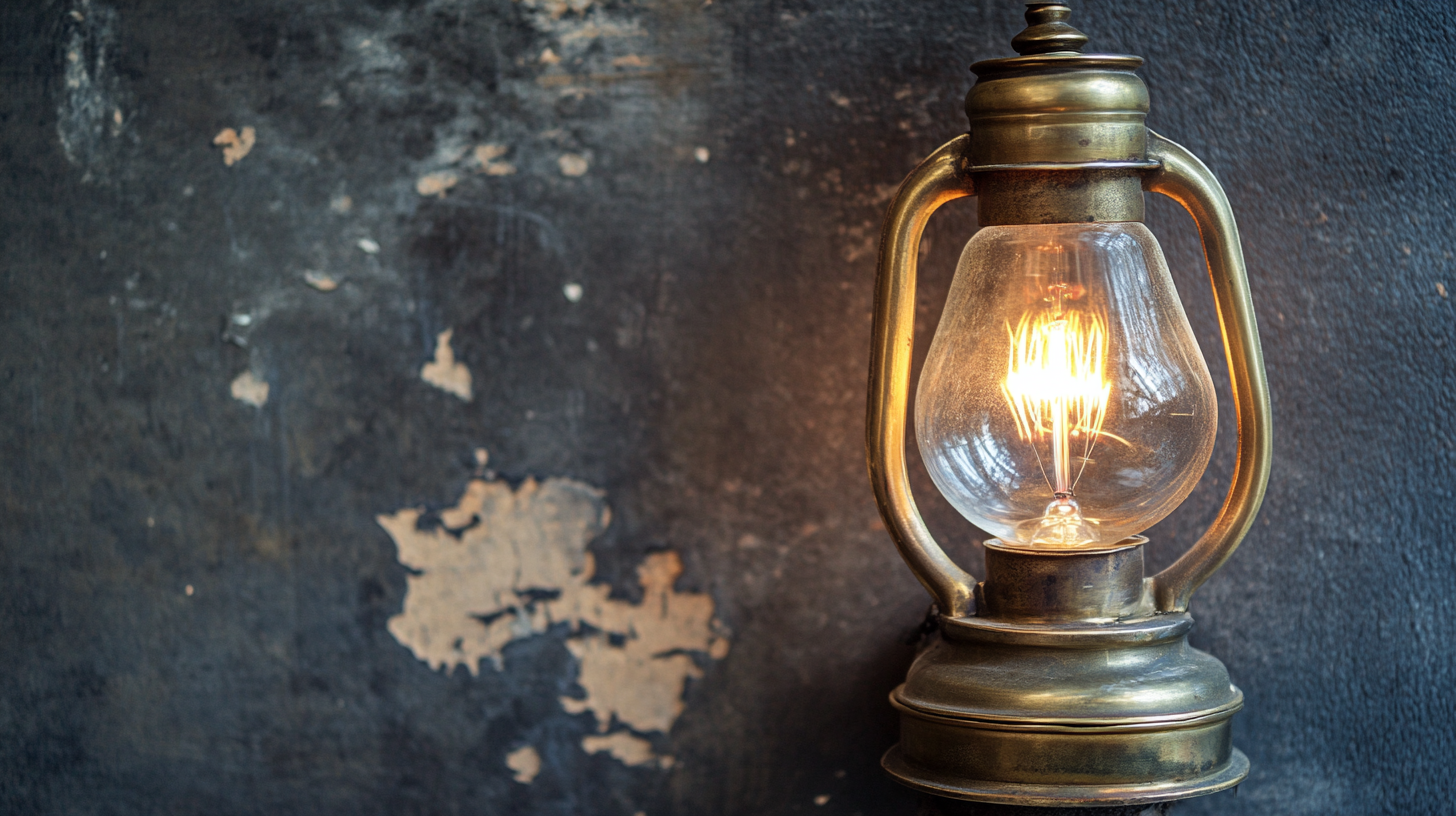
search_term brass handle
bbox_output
[867,135,978,617]
[1144,131,1274,613]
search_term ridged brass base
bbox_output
[883,745,1248,807]
[882,541,1249,807]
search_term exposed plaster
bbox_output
[229,370,269,407]
[379,472,729,769]
[415,171,459,197]
[420,328,473,401]
[580,732,666,768]
[505,745,542,783]
[557,153,590,177]
[213,127,256,166]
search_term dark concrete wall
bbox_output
[2,0,1452,814]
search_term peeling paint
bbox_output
[415,171,459,197]
[519,0,595,20]
[420,328,472,401]
[505,745,541,783]
[580,732,666,768]
[473,144,516,176]
[558,153,590,177]
[213,127,256,166]
[379,474,729,769]
[560,551,723,735]
[302,271,339,292]
[229,370,269,407]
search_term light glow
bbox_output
[1001,308,1112,546]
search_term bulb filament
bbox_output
[1001,309,1112,546]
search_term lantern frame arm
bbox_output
[867,134,978,618]
[1143,130,1274,613]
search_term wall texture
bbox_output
[2,0,1453,814]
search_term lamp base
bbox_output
[884,746,1248,808]
[883,540,1248,807]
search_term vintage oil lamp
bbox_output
[866,1,1272,807]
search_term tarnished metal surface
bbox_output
[0,0,1452,814]
[1143,132,1274,614]
[867,135,979,617]
[869,4,1268,808]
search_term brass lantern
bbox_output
[866,1,1272,807]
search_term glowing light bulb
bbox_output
[916,223,1217,549]
[1002,307,1113,546]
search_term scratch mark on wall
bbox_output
[505,745,542,783]
[379,472,729,769]
[56,0,125,179]
[213,127,256,166]
[420,328,473,401]
[229,370,269,407]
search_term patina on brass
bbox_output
[865,1,1272,807]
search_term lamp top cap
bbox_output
[963,1,1152,170]
[1012,2,1088,56]
[971,1,1143,77]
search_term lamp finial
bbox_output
[1012,2,1088,55]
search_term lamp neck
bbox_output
[965,2,1153,225]
[977,538,1151,623]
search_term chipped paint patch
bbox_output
[303,271,339,292]
[420,328,472,401]
[229,370,269,407]
[213,127,256,166]
[561,551,719,734]
[506,745,542,783]
[379,474,729,769]
[415,171,459,197]
[581,732,665,768]
[558,153,590,177]
[520,0,595,20]
[473,144,516,176]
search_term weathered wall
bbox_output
[1,0,1452,814]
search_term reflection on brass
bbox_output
[1143,131,1273,613]
[867,134,977,618]
[974,169,1145,226]
[866,1,1271,807]
[885,541,1246,805]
